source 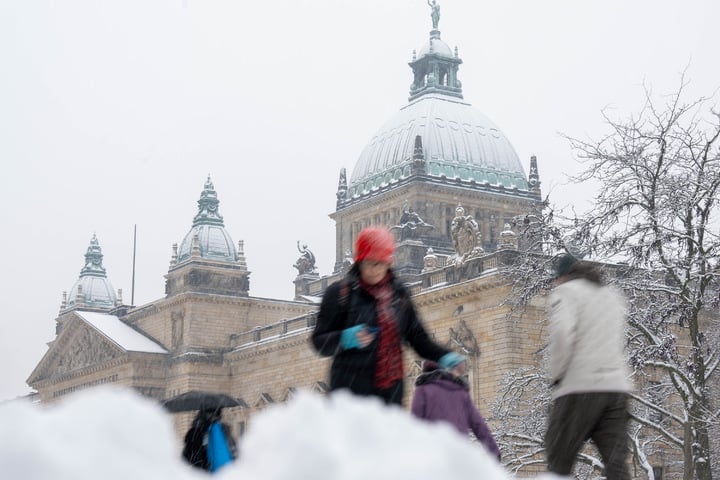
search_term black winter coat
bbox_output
[182,412,238,471]
[311,265,450,400]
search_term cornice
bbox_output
[332,185,412,217]
[124,293,312,323]
[336,175,539,215]
[168,258,249,274]
[40,356,131,387]
[228,331,312,361]
[169,350,226,366]
[123,303,162,322]
[333,179,537,221]
[414,274,508,306]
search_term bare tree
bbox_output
[497,78,720,480]
[566,78,720,480]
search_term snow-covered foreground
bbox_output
[0,387,559,479]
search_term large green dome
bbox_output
[348,94,527,198]
[347,26,528,200]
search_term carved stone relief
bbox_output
[55,327,119,375]
[422,247,439,272]
[447,319,480,357]
[390,202,434,241]
[171,309,185,348]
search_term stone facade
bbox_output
[331,180,539,274]
[28,248,548,444]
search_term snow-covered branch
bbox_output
[500,78,720,480]
[628,409,683,447]
[629,391,686,427]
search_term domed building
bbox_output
[27,5,550,474]
[296,15,541,296]
[25,6,697,477]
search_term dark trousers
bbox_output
[545,392,630,480]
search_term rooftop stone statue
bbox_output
[428,0,440,30]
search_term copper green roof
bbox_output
[177,176,238,263]
[347,11,528,201]
[66,234,117,309]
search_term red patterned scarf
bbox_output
[361,275,403,389]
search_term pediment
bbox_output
[28,315,125,384]
[254,392,275,409]
[280,387,297,403]
[311,381,329,394]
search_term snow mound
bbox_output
[0,386,561,479]
[0,387,203,480]
[225,389,508,480]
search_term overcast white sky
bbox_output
[1,0,717,401]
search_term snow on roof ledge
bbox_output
[298,295,323,304]
[76,311,167,354]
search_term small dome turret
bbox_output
[177,176,237,264]
[166,176,250,298]
[64,234,118,311]
[417,35,454,59]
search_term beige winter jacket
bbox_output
[548,278,633,399]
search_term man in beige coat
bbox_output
[545,254,633,479]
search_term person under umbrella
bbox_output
[182,407,237,473]
[163,390,246,413]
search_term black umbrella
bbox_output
[162,390,248,413]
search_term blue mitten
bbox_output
[438,352,466,370]
[340,324,367,350]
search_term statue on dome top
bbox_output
[428,0,440,30]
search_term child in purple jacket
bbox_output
[411,360,501,461]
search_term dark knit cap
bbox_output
[553,253,578,279]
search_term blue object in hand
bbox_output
[438,351,466,370]
[207,422,233,472]
[340,324,367,350]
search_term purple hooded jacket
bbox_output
[411,363,501,460]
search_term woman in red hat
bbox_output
[311,226,465,405]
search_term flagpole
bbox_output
[131,224,137,306]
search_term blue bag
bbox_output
[207,421,233,472]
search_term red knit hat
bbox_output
[354,227,396,264]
